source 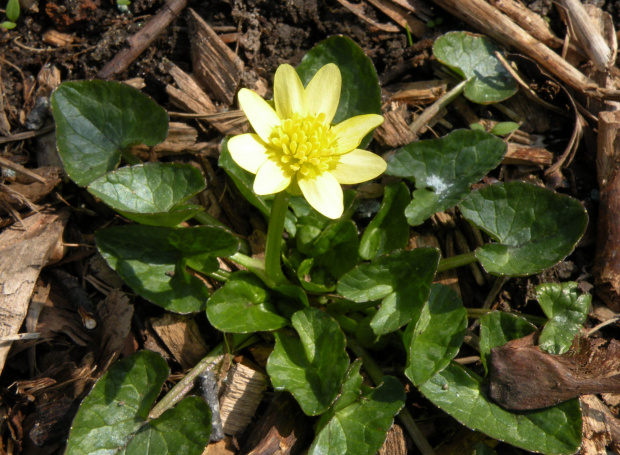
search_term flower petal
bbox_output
[332,114,384,154]
[306,63,341,123]
[228,134,270,174]
[254,160,292,195]
[238,88,281,142]
[274,64,308,119]
[298,172,344,219]
[330,149,387,184]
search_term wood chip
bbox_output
[379,424,407,455]
[335,0,400,32]
[374,102,416,148]
[188,8,244,105]
[503,144,553,166]
[130,122,200,158]
[366,0,426,37]
[0,209,69,375]
[150,313,209,369]
[219,363,267,436]
[386,79,448,104]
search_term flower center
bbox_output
[268,113,339,179]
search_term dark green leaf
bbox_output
[309,376,406,455]
[537,282,591,355]
[207,272,288,333]
[478,311,536,371]
[219,138,297,235]
[404,284,467,386]
[51,81,168,186]
[337,249,440,335]
[433,31,517,104]
[386,130,506,226]
[459,181,588,276]
[359,182,410,259]
[267,308,349,415]
[66,351,211,455]
[419,363,582,454]
[96,225,239,313]
[296,36,381,148]
[88,163,206,227]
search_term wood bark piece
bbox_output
[96,289,133,367]
[374,103,417,148]
[430,0,605,99]
[150,313,209,369]
[240,393,313,455]
[0,209,68,375]
[365,0,426,37]
[502,144,553,166]
[219,363,267,436]
[188,8,244,106]
[335,0,400,33]
[581,394,620,454]
[490,0,559,48]
[130,122,200,158]
[379,424,407,455]
[97,0,188,79]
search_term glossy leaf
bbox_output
[478,311,536,371]
[337,248,440,335]
[96,225,239,313]
[537,282,591,355]
[404,284,467,386]
[419,363,582,454]
[267,308,349,415]
[386,129,506,226]
[359,182,410,259]
[66,351,211,455]
[309,376,406,455]
[219,139,297,235]
[433,31,517,104]
[52,81,168,186]
[296,36,381,148]
[459,181,588,276]
[207,272,288,333]
[88,162,206,227]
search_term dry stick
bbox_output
[430,0,613,99]
[409,78,469,137]
[98,0,187,79]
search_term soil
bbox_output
[1,0,619,453]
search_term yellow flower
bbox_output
[228,63,386,219]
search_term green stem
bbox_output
[204,268,231,282]
[467,308,547,325]
[264,191,290,286]
[230,252,274,287]
[347,337,435,455]
[149,334,255,420]
[436,251,477,272]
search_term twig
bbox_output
[409,78,469,137]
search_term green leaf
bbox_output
[96,225,239,313]
[419,363,582,454]
[66,351,211,455]
[6,0,19,22]
[1,21,16,29]
[404,284,467,386]
[332,359,364,412]
[51,81,168,186]
[88,162,206,227]
[296,36,381,148]
[433,31,517,104]
[491,121,520,136]
[478,312,536,372]
[337,248,440,335]
[386,130,506,226]
[206,272,288,333]
[537,282,591,355]
[309,376,406,455]
[459,181,588,276]
[219,138,297,235]
[267,308,349,415]
[359,182,411,260]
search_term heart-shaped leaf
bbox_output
[267,307,349,415]
[478,311,536,371]
[308,376,406,455]
[359,182,411,259]
[458,181,588,276]
[433,31,517,104]
[219,139,297,236]
[337,248,440,336]
[206,272,288,333]
[386,130,506,226]
[419,363,582,454]
[66,350,211,455]
[88,162,206,227]
[296,36,381,148]
[96,225,239,313]
[537,282,591,355]
[51,81,168,186]
[404,284,467,386]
